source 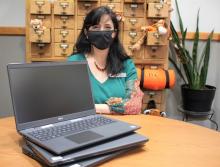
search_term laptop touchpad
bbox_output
[65,131,104,144]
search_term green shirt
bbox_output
[68,54,137,104]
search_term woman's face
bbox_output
[88,14,116,38]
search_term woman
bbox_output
[68,6,143,114]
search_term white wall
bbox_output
[171,0,220,32]
[0,0,25,26]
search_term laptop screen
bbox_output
[8,62,95,125]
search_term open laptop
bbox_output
[25,132,148,166]
[7,62,140,154]
[22,143,138,167]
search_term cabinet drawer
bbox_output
[30,0,51,14]
[54,0,74,15]
[54,29,74,43]
[144,46,168,59]
[148,3,169,18]
[124,44,144,59]
[54,15,75,29]
[100,3,122,12]
[77,2,98,16]
[124,17,145,31]
[124,3,144,17]
[77,16,86,30]
[123,30,143,45]
[147,31,168,46]
[30,28,51,43]
[143,91,162,103]
[30,15,51,28]
[31,43,51,57]
[54,43,74,57]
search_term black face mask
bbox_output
[87,30,114,50]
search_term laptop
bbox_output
[7,62,140,154]
[22,143,138,167]
[25,132,148,166]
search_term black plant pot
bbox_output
[181,84,216,112]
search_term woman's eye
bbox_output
[91,25,100,30]
[105,27,112,30]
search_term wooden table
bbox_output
[0,115,220,167]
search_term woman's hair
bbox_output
[73,6,130,75]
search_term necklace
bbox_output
[94,61,107,72]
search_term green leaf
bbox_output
[169,43,187,84]
[170,21,181,45]
[199,31,214,88]
[182,28,187,47]
[175,0,184,34]
[192,10,200,74]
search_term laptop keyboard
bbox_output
[28,116,115,141]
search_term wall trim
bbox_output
[178,32,220,41]
[0,27,25,36]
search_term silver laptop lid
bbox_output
[7,61,95,131]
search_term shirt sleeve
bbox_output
[124,59,137,81]
[105,59,143,115]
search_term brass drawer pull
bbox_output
[35,0,45,7]
[60,2,69,9]
[129,18,137,25]
[130,4,138,9]
[84,3,92,8]
[60,16,69,24]
[60,44,69,56]
[153,32,160,39]
[36,30,44,35]
[60,30,69,37]
[107,4,115,10]
[154,3,163,16]
[60,44,69,50]
[37,43,46,48]
[36,15,45,19]
[129,31,137,38]
[35,0,45,13]
[60,2,69,14]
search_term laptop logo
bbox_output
[58,117,64,121]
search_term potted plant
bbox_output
[169,0,216,112]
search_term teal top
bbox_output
[68,54,137,104]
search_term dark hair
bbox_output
[73,6,130,75]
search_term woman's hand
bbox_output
[95,104,111,114]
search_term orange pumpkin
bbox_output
[136,67,175,90]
